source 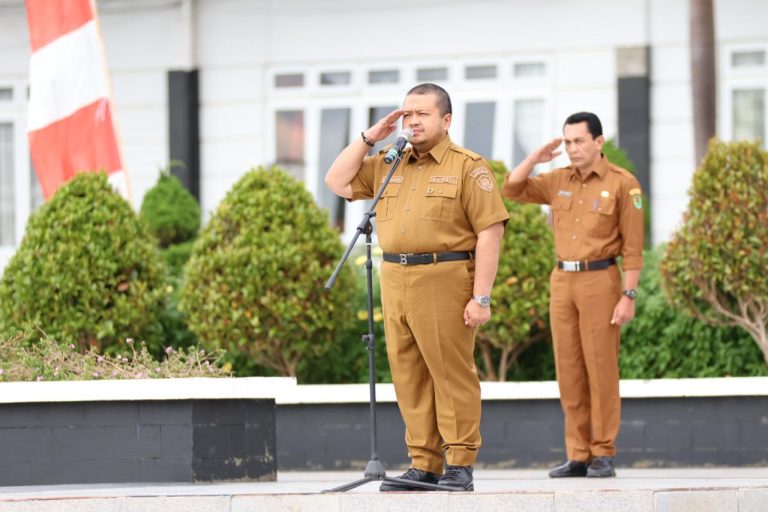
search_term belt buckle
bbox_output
[399,253,408,265]
[563,261,580,272]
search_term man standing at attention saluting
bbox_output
[325,83,509,491]
[503,112,644,478]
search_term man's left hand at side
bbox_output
[464,301,491,328]
[610,296,636,326]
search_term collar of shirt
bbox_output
[567,153,611,183]
[405,133,452,164]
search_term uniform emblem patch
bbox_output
[476,174,494,192]
[632,195,643,209]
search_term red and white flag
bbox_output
[26,0,130,200]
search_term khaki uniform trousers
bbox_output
[380,260,481,474]
[549,264,622,462]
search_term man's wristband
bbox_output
[361,132,374,147]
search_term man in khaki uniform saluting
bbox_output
[503,112,644,478]
[325,83,509,491]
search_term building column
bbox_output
[616,46,651,202]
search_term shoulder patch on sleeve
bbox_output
[628,187,642,196]
[469,167,494,192]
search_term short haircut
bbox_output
[563,112,603,138]
[405,83,452,116]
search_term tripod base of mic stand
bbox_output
[321,459,463,493]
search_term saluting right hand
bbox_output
[363,109,404,144]
[531,138,563,164]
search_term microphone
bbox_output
[383,128,413,164]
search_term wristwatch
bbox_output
[622,289,638,300]
[472,295,492,308]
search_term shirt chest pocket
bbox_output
[585,197,617,237]
[375,183,401,222]
[550,198,572,229]
[420,184,458,222]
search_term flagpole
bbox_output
[91,0,133,205]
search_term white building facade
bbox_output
[0,0,766,269]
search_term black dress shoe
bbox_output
[587,456,616,478]
[548,460,588,478]
[380,467,441,492]
[437,465,474,491]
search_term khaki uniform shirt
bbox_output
[349,135,510,253]
[503,155,644,270]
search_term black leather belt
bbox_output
[557,258,616,272]
[383,251,475,265]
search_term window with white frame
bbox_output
[0,122,15,246]
[417,67,448,82]
[464,102,495,157]
[275,110,305,181]
[513,99,547,168]
[724,47,768,148]
[0,81,36,252]
[732,89,765,142]
[368,105,398,154]
[318,108,351,229]
[267,57,553,236]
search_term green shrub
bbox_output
[622,245,768,377]
[140,171,202,351]
[660,139,768,366]
[602,139,636,174]
[297,246,390,384]
[603,139,651,247]
[139,171,200,248]
[0,172,166,351]
[163,239,196,278]
[179,166,357,378]
[476,161,555,381]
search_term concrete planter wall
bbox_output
[0,378,295,486]
[1,377,766,485]
[275,378,768,470]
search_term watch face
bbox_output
[475,295,491,307]
[624,289,637,299]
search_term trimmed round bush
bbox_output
[139,171,200,248]
[179,166,356,378]
[0,172,166,350]
[622,245,768,377]
[661,139,768,365]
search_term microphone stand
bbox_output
[322,150,457,493]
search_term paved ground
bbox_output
[0,468,766,511]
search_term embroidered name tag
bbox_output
[428,176,459,184]
[380,176,405,184]
[557,190,572,197]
